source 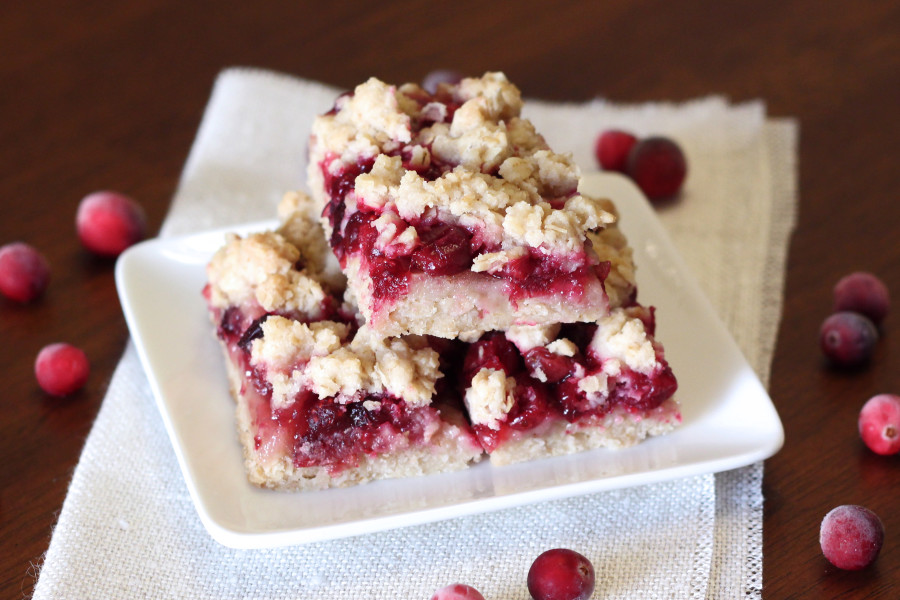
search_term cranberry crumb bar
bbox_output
[307,72,634,338]
[205,72,681,490]
[204,201,483,490]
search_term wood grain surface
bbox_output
[2,2,899,597]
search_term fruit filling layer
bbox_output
[208,300,463,474]
[460,307,677,452]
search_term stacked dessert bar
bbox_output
[205,73,680,490]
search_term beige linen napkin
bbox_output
[32,68,796,599]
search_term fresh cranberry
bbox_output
[626,136,687,200]
[0,242,50,303]
[463,332,523,379]
[430,583,485,600]
[34,343,90,397]
[858,393,900,455]
[833,272,890,325]
[524,347,574,383]
[411,223,473,275]
[819,311,878,367]
[422,69,464,94]
[819,505,884,570]
[594,129,638,173]
[527,548,595,600]
[76,191,147,257]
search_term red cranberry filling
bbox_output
[223,313,437,474]
[501,250,606,303]
[369,255,411,301]
[321,156,376,258]
[411,221,475,276]
[523,347,574,383]
[463,332,523,379]
[463,324,676,451]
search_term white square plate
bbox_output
[115,172,783,549]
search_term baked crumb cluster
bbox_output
[204,73,680,490]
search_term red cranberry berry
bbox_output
[819,311,878,367]
[422,69,464,94]
[524,347,574,383]
[35,343,90,397]
[527,548,595,600]
[76,191,147,257]
[0,242,50,303]
[859,393,900,455]
[430,583,486,600]
[626,136,687,200]
[819,505,884,570]
[411,224,473,276]
[594,129,638,173]
[833,272,890,325]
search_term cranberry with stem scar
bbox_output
[858,393,900,455]
[0,242,50,303]
[527,548,595,600]
[819,311,878,367]
[819,505,884,570]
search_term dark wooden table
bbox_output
[3,2,898,597]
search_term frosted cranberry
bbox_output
[422,69,464,94]
[833,272,890,325]
[594,129,638,172]
[859,393,900,455]
[430,583,485,600]
[0,242,50,303]
[76,191,147,257]
[524,347,574,383]
[35,343,90,397]
[527,548,595,600]
[411,224,473,275]
[819,505,884,570]
[626,136,687,200]
[819,311,878,367]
